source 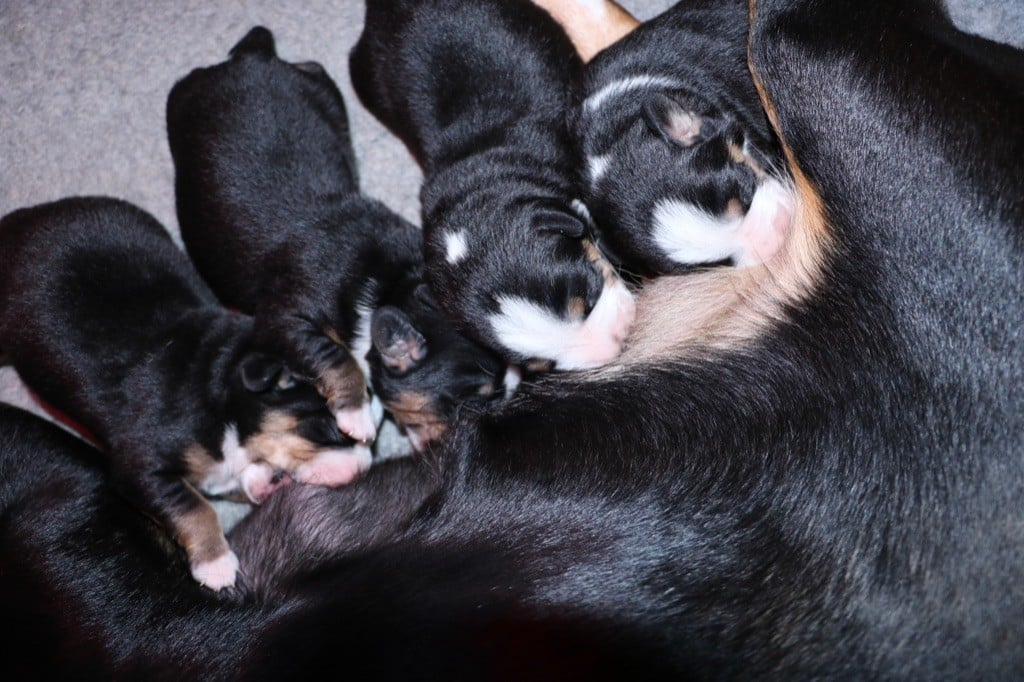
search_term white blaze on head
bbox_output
[488,280,635,370]
[444,230,469,265]
[652,179,794,268]
[583,74,680,112]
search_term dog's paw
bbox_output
[191,550,240,591]
[295,445,373,487]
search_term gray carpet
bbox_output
[1,0,1021,423]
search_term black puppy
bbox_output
[350,0,635,371]
[168,27,507,451]
[572,0,792,277]
[0,197,369,590]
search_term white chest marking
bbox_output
[652,200,744,266]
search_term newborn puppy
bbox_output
[169,27,375,443]
[368,282,511,453]
[351,0,635,370]
[168,27,508,452]
[572,0,792,276]
[0,197,370,590]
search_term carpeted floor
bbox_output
[1,0,1021,426]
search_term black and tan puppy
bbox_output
[571,0,792,277]
[168,27,508,451]
[0,197,370,590]
[350,0,635,370]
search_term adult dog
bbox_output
[1,0,1021,677]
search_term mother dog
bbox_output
[1,0,1021,677]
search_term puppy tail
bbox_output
[230,26,277,59]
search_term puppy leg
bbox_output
[129,473,238,591]
[262,316,376,443]
[531,0,640,61]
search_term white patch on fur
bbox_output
[652,200,744,265]
[502,365,522,397]
[652,180,795,268]
[370,393,385,430]
[191,549,239,591]
[571,198,594,227]
[588,154,610,186]
[197,425,250,497]
[488,280,635,370]
[295,445,373,487]
[444,230,469,265]
[583,74,679,112]
[350,282,377,379]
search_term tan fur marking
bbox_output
[182,442,215,482]
[603,9,832,366]
[317,360,368,412]
[171,482,229,565]
[386,391,448,444]
[582,238,620,287]
[531,0,640,62]
[243,410,319,471]
[568,296,587,319]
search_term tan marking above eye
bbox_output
[243,410,320,470]
[385,391,448,445]
[567,296,587,319]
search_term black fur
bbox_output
[350,0,633,369]
[4,0,1024,675]
[0,197,348,587]
[168,26,507,448]
[573,0,783,276]
[0,405,272,678]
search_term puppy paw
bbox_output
[191,550,240,591]
[295,446,373,487]
[335,402,377,444]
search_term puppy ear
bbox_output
[533,208,587,239]
[371,306,427,373]
[238,352,290,393]
[643,92,705,148]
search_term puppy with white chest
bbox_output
[350,0,635,371]
[168,27,510,453]
[0,197,370,590]
[569,0,793,277]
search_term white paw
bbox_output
[295,446,373,487]
[191,550,239,591]
[335,402,377,444]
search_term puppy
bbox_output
[0,197,370,590]
[350,0,636,370]
[570,0,792,277]
[168,27,507,451]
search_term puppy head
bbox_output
[575,86,783,276]
[426,203,635,372]
[226,351,371,502]
[367,288,510,452]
